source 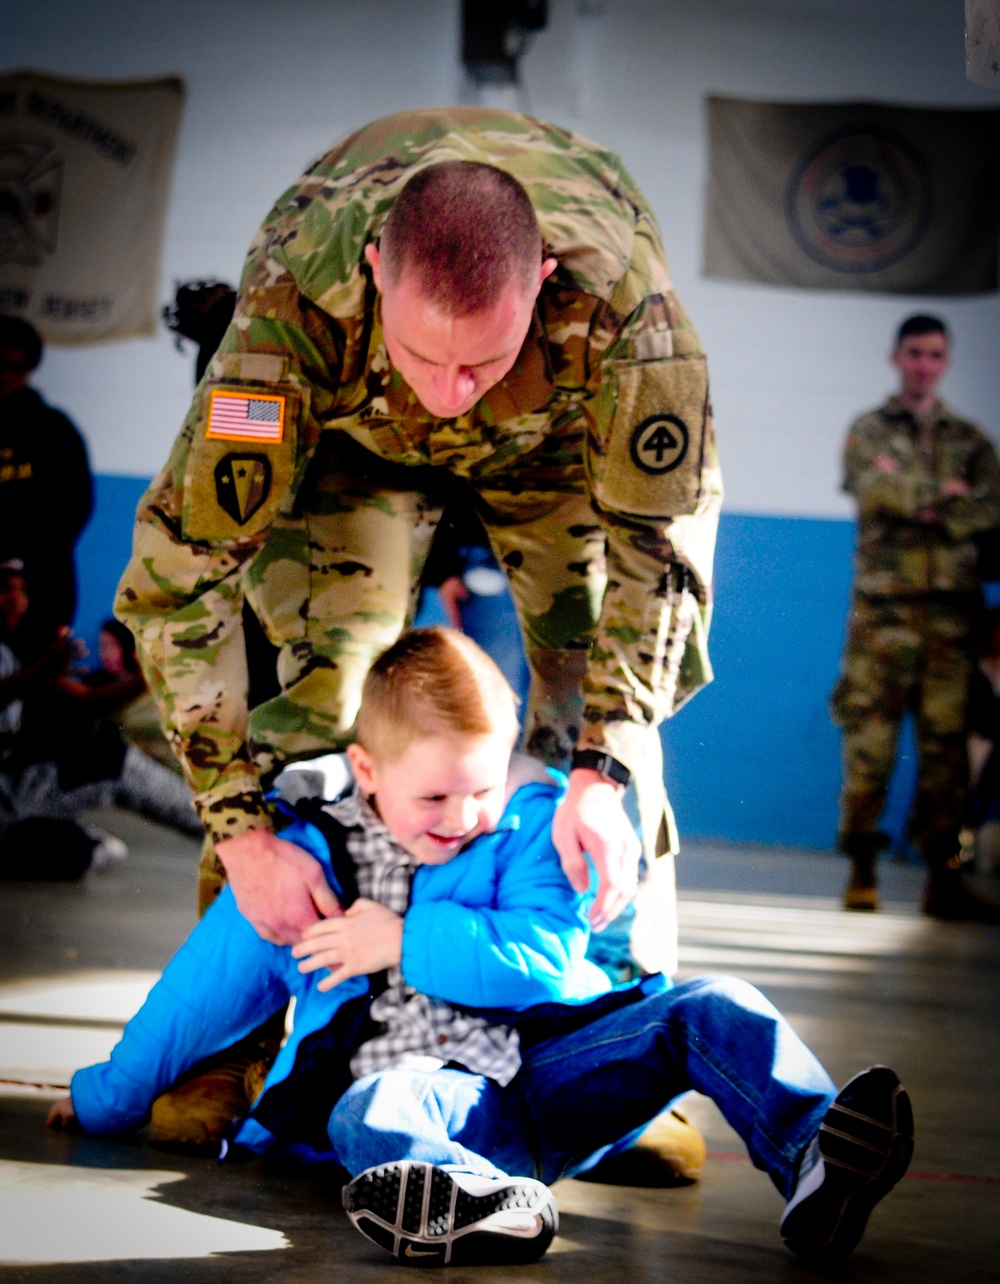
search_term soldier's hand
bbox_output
[215,829,342,945]
[552,768,640,931]
[292,899,404,990]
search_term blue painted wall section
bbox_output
[74,473,147,660]
[662,514,853,848]
[75,483,919,852]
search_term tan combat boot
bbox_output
[147,1025,282,1154]
[577,1107,706,1187]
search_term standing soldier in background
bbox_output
[0,317,93,662]
[833,314,1000,921]
[116,108,722,1159]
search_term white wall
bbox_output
[4,0,999,515]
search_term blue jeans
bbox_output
[328,976,836,1199]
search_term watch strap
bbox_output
[570,749,631,787]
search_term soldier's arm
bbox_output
[842,419,936,521]
[552,221,721,925]
[576,219,722,782]
[116,237,343,848]
[935,432,1000,542]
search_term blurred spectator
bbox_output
[0,559,200,880]
[82,618,179,772]
[965,609,1000,864]
[832,314,1000,921]
[0,316,93,661]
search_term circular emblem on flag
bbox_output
[786,125,932,274]
[630,414,690,475]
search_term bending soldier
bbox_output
[116,109,722,1149]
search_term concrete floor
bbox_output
[1,811,999,1282]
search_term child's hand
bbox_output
[292,899,404,991]
[46,1096,79,1130]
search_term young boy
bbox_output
[49,628,913,1267]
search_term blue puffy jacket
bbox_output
[72,780,615,1159]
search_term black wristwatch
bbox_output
[570,749,632,788]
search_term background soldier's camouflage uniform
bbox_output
[116,109,723,959]
[832,395,1000,861]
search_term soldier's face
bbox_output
[346,731,513,865]
[892,332,950,399]
[367,244,556,419]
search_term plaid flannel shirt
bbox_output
[321,787,522,1087]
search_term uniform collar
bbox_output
[883,395,949,425]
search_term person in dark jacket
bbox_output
[0,316,93,661]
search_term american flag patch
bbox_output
[206,391,285,443]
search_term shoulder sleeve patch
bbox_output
[206,390,285,443]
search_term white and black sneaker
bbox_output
[780,1065,913,1259]
[343,1161,557,1266]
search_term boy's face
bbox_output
[347,731,513,865]
[892,331,949,400]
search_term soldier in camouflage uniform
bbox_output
[832,314,1000,919]
[118,109,721,974]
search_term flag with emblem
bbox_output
[206,391,285,443]
[0,71,183,342]
[704,97,1000,294]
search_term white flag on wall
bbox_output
[0,70,184,344]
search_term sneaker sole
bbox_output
[781,1066,913,1259]
[343,1161,557,1266]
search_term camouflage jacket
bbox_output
[844,396,1000,597]
[116,108,722,841]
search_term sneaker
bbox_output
[343,1161,557,1266]
[780,1066,913,1259]
[84,827,129,871]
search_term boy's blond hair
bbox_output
[356,627,519,761]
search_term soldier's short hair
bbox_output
[379,161,542,314]
[356,626,518,761]
[895,314,949,347]
[0,316,42,371]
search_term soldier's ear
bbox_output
[364,243,383,293]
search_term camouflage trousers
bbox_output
[831,592,979,862]
[198,434,679,973]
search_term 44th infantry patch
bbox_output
[215,454,271,525]
[206,390,285,443]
